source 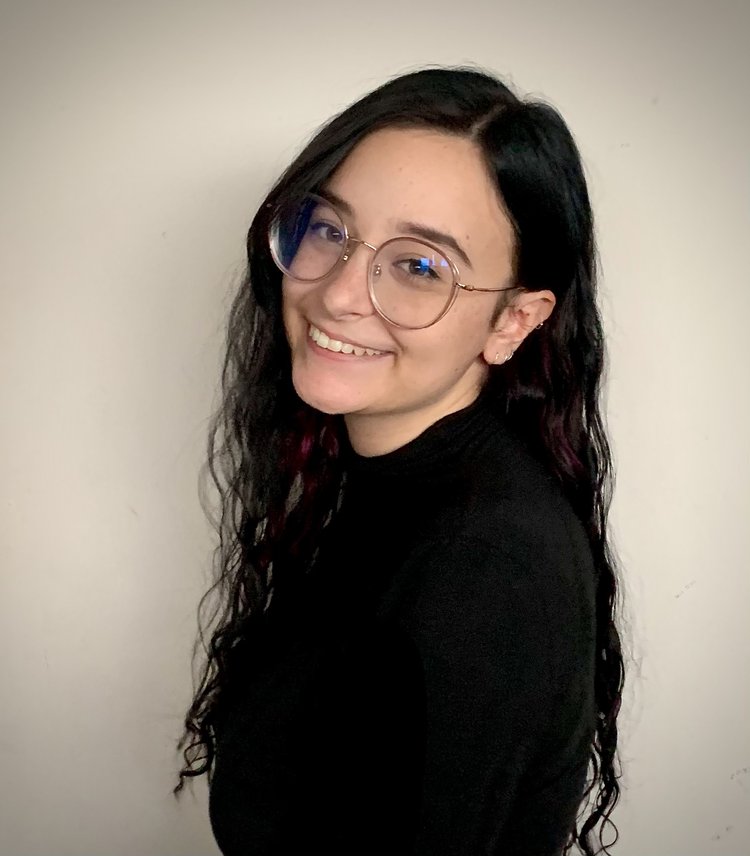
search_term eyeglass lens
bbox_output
[269,195,455,328]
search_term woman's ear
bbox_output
[482,289,555,364]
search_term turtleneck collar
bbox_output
[340,388,505,484]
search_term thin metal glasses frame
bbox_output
[268,193,521,330]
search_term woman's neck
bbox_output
[343,385,483,457]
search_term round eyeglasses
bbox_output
[267,193,520,330]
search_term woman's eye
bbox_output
[309,220,344,244]
[397,258,439,279]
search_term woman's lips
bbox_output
[306,333,391,362]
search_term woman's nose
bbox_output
[319,242,374,318]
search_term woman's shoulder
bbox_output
[385,427,598,666]
[400,505,596,635]
[439,417,596,586]
[385,506,597,738]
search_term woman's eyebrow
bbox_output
[394,220,473,270]
[317,187,473,271]
[318,188,354,215]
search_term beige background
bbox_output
[2,0,749,853]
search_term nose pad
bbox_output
[338,237,360,265]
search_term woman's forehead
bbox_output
[326,127,513,266]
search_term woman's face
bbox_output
[281,127,522,455]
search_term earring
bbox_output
[494,350,514,364]
[536,322,544,330]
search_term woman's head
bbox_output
[279,126,555,453]
[248,66,594,452]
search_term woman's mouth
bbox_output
[307,323,390,359]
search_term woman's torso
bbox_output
[209,395,597,855]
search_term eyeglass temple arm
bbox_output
[456,283,522,293]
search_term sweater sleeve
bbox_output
[400,530,597,856]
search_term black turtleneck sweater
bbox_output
[208,392,598,856]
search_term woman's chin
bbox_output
[292,374,366,416]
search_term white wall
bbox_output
[1,1,748,853]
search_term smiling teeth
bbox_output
[308,324,384,356]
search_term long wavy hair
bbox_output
[175,66,625,855]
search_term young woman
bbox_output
[175,67,624,855]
